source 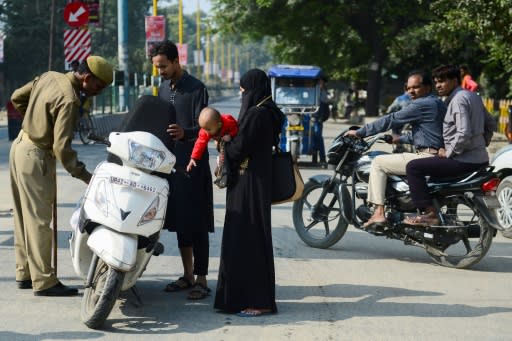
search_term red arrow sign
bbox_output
[64,2,89,27]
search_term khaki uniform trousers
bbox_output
[9,131,59,291]
[368,151,436,206]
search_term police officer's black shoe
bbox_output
[16,280,32,289]
[34,282,78,296]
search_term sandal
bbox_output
[362,217,387,229]
[164,276,193,292]
[404,214,440,226]
[187,283,211,300]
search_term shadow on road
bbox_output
[49,279,512,334]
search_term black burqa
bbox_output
[108,95,176,227]
[214,69,285,313]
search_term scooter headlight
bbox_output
[128,140,166,171]
[288,114,301,126]
[138,196,160,226]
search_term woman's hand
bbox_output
[186,159,197,172]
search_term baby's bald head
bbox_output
[199,107,222,135]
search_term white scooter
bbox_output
[69,131,176,329]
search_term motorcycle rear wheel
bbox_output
[425,201,494,269]
[293,180,348,248]
[81,259,125,329]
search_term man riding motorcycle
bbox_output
[344,70,446,229]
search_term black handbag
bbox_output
[271,150,304,205]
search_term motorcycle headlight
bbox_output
[128,140,166,171]
[288,114,301,126]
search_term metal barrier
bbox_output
[483,97,512,134]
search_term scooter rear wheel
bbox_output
[81,259,125,329]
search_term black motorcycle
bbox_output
[293,127,503,269]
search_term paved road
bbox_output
[0,97,511,340]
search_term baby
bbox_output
[187,107,238,187]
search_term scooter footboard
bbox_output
[87,226,138,272]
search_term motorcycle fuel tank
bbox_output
[355,151,389,182]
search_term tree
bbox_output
[211,0,435,116]
[427,0,512,97]
[0,0,152,99]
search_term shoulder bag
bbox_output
[271,149,304,205]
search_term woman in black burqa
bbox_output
[214,69,285,316]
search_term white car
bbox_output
[491,144,512,238]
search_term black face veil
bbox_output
[239,69,272,121]
[239,68,284,146]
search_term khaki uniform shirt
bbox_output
[11,71,91,182]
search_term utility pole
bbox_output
[205,21,210,83]
[152,0,158,96]
[48,0,56,70]
[118,0,129,111]
[179,0,183,45]
[196,0,201,79]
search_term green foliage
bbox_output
[0,0,152,90]
[0,1,67,84]
[212,0,512,99]
[427,0,512,97]
[211,0,434,114]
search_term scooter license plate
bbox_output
[479,195,501,208]
[287,126,304,131]
[109,176,157,193]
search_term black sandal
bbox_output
[187,283,211,300]
[164,276,193,292]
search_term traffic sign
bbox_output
[64,28,91,69]
[145,16,166,42]
[64,2,89,27]
[178,44,188,65]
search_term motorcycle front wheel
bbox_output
[293,180,348,248]
[81,258,125,329]
[425,200,494,269]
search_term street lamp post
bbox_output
[152,0,158,96]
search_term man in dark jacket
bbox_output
[151,40,214,300]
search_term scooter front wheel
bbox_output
[292,180,348,248]
[81,258,125,329]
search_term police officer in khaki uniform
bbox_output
[9,56,113,296]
